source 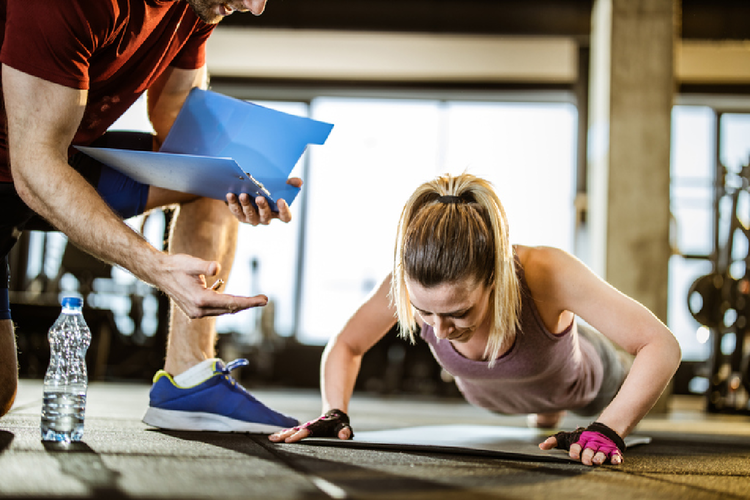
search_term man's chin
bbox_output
[196,12,223,24]
[190,5,225,24]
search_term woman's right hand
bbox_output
[268,409,354,443]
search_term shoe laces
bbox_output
[222,358,250,374]
[217,359,251,393]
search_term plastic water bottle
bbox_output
[41,296,91,442]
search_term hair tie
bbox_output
[437,195,464,204]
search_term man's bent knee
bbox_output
[0,372,17,417]
[0,319,19,417]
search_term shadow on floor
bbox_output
[155,429,590,499]
[0,431,13,454]
[40,441,179,500]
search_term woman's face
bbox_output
[406,276,493,343]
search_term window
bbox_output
[102,93,579,346]
[669,105,750,362]
[296,97,577,344]
[669,105,715,361]
[214,101,309,341]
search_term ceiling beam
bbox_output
[222,0,593,37]
[222,0,750,40]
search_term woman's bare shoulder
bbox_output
[516,245,579,331]
[517,245,578,294]
[517,245,570,273]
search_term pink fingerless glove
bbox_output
[574,422,625,463]
[577,431,621,459]
[552,421,626,464]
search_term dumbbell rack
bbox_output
[687,161,750,414]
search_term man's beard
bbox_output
[187,0,223,24]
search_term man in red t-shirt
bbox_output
[0,0,300,433]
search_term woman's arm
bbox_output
[270,274,399,442]
[527,247,681,462]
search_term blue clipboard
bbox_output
[76,89,333,212]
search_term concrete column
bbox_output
[588,0,675,321]
[587,0,676,410]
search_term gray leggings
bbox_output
[573,323,633,417]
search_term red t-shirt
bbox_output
[0,0,216,182]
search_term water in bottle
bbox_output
[41,296,92,443]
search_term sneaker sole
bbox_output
[142,407,289,433]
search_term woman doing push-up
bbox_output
[270,173,681,466]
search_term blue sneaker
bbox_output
[142,359,299,433]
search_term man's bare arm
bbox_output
[3,64,266,318]
[3,64,165,282]
[148,65,208,148]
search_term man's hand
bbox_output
[159,253,268,319]
[226,178,302,226]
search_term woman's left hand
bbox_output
[538,422,625,466]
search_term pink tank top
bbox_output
[420,262,603,415]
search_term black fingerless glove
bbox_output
[551,426,586,451]
[300,409,354,438]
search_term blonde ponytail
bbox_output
[390,173,520,365]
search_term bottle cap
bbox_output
[61,296,84,309]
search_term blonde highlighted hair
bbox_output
[391,173,520,364]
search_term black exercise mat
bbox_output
[302,425,651,463]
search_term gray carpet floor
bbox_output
[1,379,749,499]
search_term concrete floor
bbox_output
[1,379,750,499]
